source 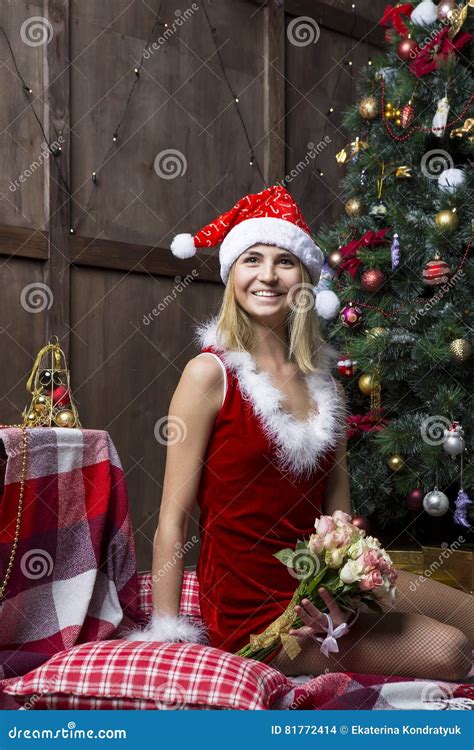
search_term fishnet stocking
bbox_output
[269,570,473,681]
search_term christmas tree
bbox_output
[314,0,473,545]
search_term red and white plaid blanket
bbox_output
[0,427,145,684]
[273,667,474,710]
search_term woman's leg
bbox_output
[269,609,471,680]
[380,569,474,646]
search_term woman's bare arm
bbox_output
[323,382,351,516]
[151,353,224,617]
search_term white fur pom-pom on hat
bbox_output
[123,613,209,644]
[315,289,341,320]
[170,233,196,259]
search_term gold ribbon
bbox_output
[394,165,412,178]
[448,0,471,40]
[335,138,368,165]
[450,117,474,143]
[248,589,300,651]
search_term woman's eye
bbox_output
[244,257,293,264]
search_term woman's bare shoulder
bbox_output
[173,353,224,414]
[183,353,224,389]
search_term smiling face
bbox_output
[231,244,303,323]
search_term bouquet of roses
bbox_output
[236,510,398,662]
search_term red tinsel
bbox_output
[338,228,390,279]
[378,3,413,37]
[347,410,389,439]
[409,26,472,77]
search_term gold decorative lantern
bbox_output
[21,337,81,428]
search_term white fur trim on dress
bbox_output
[171,233,196,259]
[123,613,209,644]
[194,316,348,480]
[219,217,324,285]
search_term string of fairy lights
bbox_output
[1,2,375,239]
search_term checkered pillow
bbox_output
[138,569,200,618]
[4,640,290,711]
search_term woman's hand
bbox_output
[289,587,350,640]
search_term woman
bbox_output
[127,186,473,681]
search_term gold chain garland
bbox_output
[0,424,28,601]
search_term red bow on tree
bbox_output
[347,410,389,439]
[409,26,472,77]
[338,228,390,279]
[378,3,414,37]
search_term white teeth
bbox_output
[253,291,281,297]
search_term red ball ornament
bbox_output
[340,303,363,329]
[406,488,424,512]
[397,38,418,62]
[423,255,451,286]
[361,268,385,293]
[52,385,70,408]
[351,515,370,534]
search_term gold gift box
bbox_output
[388,546,474,595]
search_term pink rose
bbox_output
[332,510,352,525]
[308,534,324,554]
[360,569,384,590]
[323,532,337,550]
[315,515,335,535]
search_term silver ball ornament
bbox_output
[423,489,449,517]
[442,424,465,456]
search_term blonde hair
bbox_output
[213,258,326,374]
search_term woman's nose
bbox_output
[257,263,278,281]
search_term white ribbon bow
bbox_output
[312,612,350,657]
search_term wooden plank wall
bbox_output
[0,0,384,569]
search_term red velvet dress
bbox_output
[194,316,347,663]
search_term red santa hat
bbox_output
[170,184,325,286]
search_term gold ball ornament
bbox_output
[358,374,374,395]
[359,95,378,120]
[33,395,50,414]
[345,197,362,217]
[449,338,471,361]
[434,209,459,232]
[54,409,76,428]
[367,327,387,338]
[27,412,36,424]
[387,454,404,472]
